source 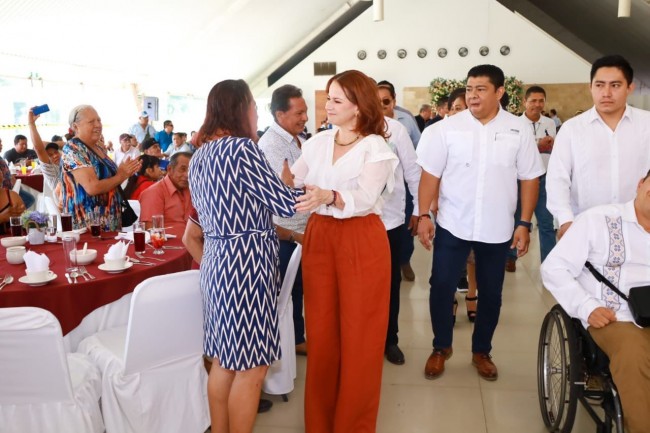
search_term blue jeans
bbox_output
[508,175,556,263]
[429,225,510,353]
[278,240,305,345]
[18,189,35,209]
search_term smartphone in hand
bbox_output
[32,104,50,115]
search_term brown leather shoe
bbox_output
[424,348,453,380]
[401,263,415,281]
[505,257,516,273]
[472,353,498,381]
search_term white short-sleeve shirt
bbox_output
[417,108,545,243]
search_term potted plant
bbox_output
[22,210,48,245]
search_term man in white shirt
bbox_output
[546,54,650,239]
[114,133,140,167]
[164,132,192,157]
[258,84,310,355]
[416,64,544,381]
[507,86,557,271]
[379,114,421,365]
[377,80,421,282]
[542,171,650,433]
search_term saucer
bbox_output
[98,261,134,274]
[19,273,57,287]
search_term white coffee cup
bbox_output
[26,269,54,282]
[6,246,26,264]
[104,255,129,270]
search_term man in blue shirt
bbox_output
[155,120,174,153]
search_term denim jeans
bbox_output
[386,226,404,347]
[399,186,415,265]
[278,240,305,345]
[508,175,556,263]
[429,225,510,353]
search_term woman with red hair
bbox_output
[291,69,398,432]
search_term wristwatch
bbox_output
[517,221,532,232]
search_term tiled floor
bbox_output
[253,232,597,433]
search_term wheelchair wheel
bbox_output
[537,305,581,432]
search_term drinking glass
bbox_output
[9,216,22,236]
[152,214,164,230]
[62,236,78,272]
[133,222,146,253]
[150,228,166,255]
[60,213,73,232]
[31,160,37,170]
[19,160,27,175]
[89,210,101,238]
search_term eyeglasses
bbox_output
[381,98,393,106]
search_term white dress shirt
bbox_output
[114,146,140,166]
[259,121,309,233]
[417,108,545,243]
[519,113,556,169]
[291,130,398,219]
[546,105,650,226]
[381,117,420,231]
[542,201,649,328]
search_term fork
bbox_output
[135,251,165,262]
[79,266,96,280]
[129,257,155,266]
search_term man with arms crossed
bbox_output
[417,65,544,380]
[542,170,650,433]
[547,55,650,239]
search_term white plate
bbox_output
[98,261,134,274]
[19,273,58,287]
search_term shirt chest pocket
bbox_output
[491,133,519,167]
[446,131,473,166]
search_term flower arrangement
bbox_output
[429,76,524,113]
[21,210,48,229]
[429,78,466,105]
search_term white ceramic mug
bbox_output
[103,255,129,270]
[26,269,54,282]
[6,246,26,264]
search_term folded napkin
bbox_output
[115,231,151,243]
[106,241,129,259]
[23,251,50,272]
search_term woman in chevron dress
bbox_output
[189,79,303,433]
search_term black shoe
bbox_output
[258,398,273,413]
[385,344,405,365]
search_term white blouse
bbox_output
[291,130,398,219]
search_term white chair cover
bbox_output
[0,307,104,433]
[263,244,302,395]
[78,270,209,433]
[11,178,21,193]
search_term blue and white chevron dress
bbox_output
[189,136,301,371]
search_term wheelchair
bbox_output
[537,305,625,433]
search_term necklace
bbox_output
[334,132,360,146]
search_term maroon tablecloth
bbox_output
[0,227,193,334]
[16,173,44,192]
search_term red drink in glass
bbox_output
[10,225,22,236]
[61,214,73,232]
[90,224,101,237]
[134,231,146,252]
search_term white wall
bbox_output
[258,0,592,130]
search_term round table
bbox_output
[0,227,193,334]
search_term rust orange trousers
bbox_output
[302,214,390,433]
